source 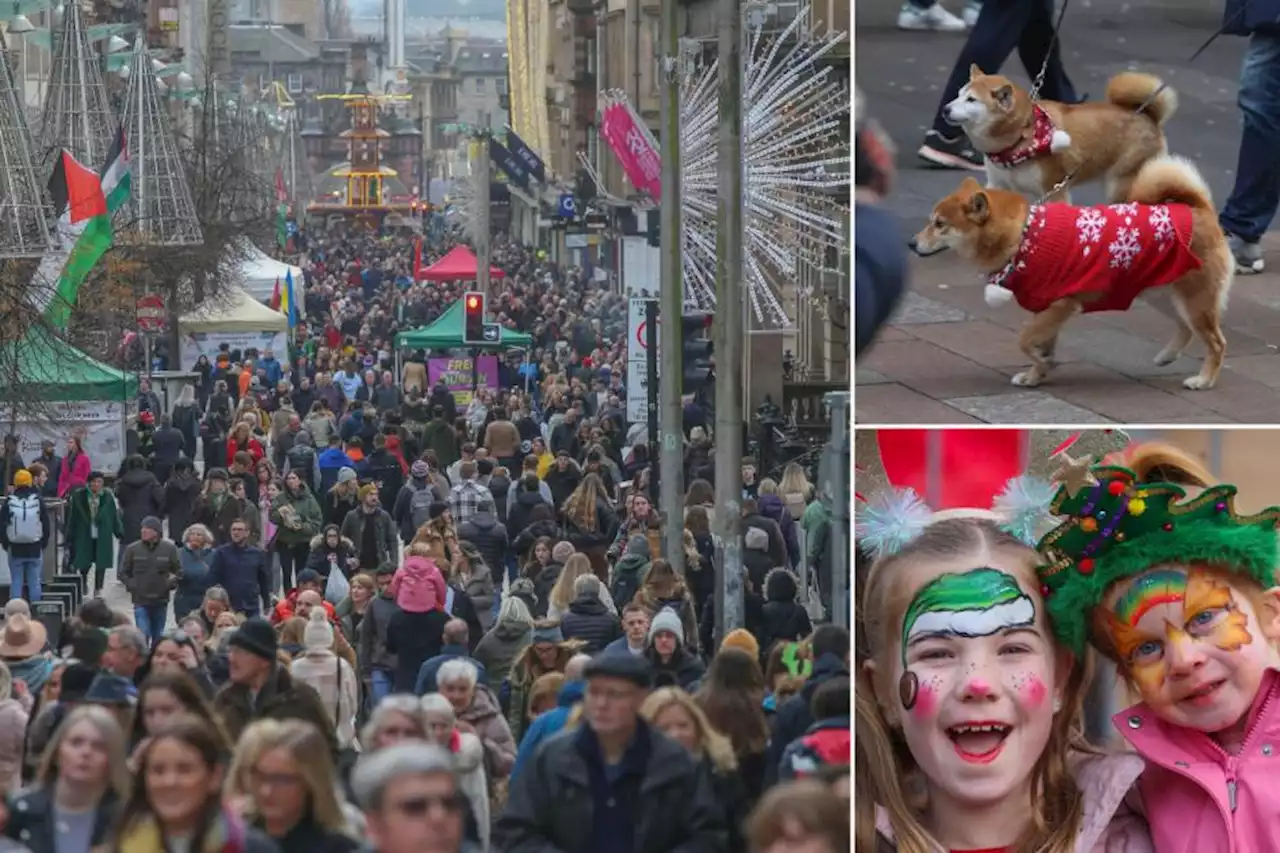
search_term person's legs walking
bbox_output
[1015,0,1077,103]
[1220,32,1280,273]
[12,557,41,603]
[921,0,1035,168]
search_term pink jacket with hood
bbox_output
[1116,667,1280,853]
[875,752,1153,852]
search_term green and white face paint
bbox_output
[898,567,1036,709]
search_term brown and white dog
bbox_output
[909,155,1231,390]
[943,65,1178,203]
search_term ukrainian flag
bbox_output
[281,270,299,327]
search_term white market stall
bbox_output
[234,245,304,303]
[178,288,290,370]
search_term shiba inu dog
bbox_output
[909,155,1231,390]
[943,65,1177,203]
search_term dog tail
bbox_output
[1128,155,1214,212]
[1106,72,1178,126]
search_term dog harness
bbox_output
[987,106,1059,167]
[989,202,1202,313]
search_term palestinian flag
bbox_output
[33,127,131,329]
[902,568,1035,646]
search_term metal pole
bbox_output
[713,0,744,639]
[658,0,684,574]
[646,300,660,505]
[472,138,493,302]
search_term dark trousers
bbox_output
[1220,33,1280,241]
[80,540,107,591]
[931,0,1078,135]
[277,541,310,592]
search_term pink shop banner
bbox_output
[428,355,499,406]
[600,103,662,199]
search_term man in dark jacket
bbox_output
[340,485,398,572]
[494,653,726,853]
[392,460,440,544]
[208,518,273,618]
[413,618,488,695]
[548,411,581,460]
[366,434,405,511]
[644,608,705,690]
[150,414,186,485]
[35,441,62,499]
[457,498,508,579]
[359,567,404,707]
[213,617,337,749]
[561,575,621,654]
[764,624,849,788]
[284,429,321,494]
[0,468,52,603]
[119,516,182,646]
[543,451,581,510]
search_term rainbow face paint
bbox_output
[1112,568,1189,628]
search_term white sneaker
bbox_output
[963,2,981,26]
[897,3,967,31]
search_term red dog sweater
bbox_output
[991,202,1202,313]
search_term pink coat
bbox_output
[390,555,447,614]
[875,752,1152,852]
[1117,668,1280,853]
[57,451,91,498]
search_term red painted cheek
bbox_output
[912,680,938,720]
[1020,676,1048,709]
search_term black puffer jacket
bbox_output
[458,511,509,578]
[559,593,621,654]
[758,569,813,653]
[115,465,164,545]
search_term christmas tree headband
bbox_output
[1035,451,1280,654]
[855,475,1058,561]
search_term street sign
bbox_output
[557,194,576,219]
[626,297,658,424]
[136,294,166,332]
[481,323,501,343]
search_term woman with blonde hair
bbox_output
[640,687,749,852]
[559,473,618,577]
[633,559,699,652]
[778,462,814,519]
[546,553,615,621]
[10,705,129,853]
[109,716,275,853]
[225,422,264,468]
[226,719,359,852]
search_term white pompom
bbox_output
[1050,130,1072,153]
[985,283,1016,307]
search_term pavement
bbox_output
[855,1,1280,424]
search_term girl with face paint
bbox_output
[1035,443,1280,853]
[858,514,1151,853]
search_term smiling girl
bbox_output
[858,515,1151,852]
[1033,444,1280,852]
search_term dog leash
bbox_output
[1028,8,1244,205]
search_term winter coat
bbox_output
[414,646,489,696]
[560,594,621,654]
[1119,667,1280,853]
[0,698,27,792]
[873,752,1152,852]
[212,664,336,752]
[764,653,848,787]
[458,512,509,581]
[115,467,164,545]
[305,533,357,579]
[453,730,491,851]
[758,569,813,654]
[366,449,404,510]
[119,538,182,606]
[474,620,533,691]
[458,560,497,631]
[529,561,562,619]
[494,719,726,853]
[742,512,788,570]
[357,591,404,677]
[757,494,800,568]
[56,451,91,498]
[270,484,324,547]
[609,551,651,610]
[163,470,203,542]
[339,507,398,572]
[634,587,699,653]
[647,646,705,691]
[458,684,517,781]
[175,544,216,618]
[290,648,360,748]
[423,419,460,470]
[208,541,273,617]
[507,493,553,545]
[323,490,359,529]
[194,494,257,546]
[5,786,119,853]
[67,486,123,570]
[511,679,584,781]
[384,604,450,691]
[0,487,52,560]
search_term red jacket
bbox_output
[271,589,338,624]
[226,438,265,467]
[994,202,1202,313]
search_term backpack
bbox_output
[410,486,436,529]
[7,494,41,544]
[286,445,317,489]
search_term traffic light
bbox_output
[682,312,714,399]
[463,292,486,344]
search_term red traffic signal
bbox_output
[463,291,486,344]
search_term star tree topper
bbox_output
[1051,451,1099,498]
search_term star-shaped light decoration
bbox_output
[1051,451,1098,498]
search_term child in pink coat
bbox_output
[390,541,447,614]
[1033,443,1280,853]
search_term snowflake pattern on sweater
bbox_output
[990,202,1202,314]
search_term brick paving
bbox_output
[856,4,1280,424]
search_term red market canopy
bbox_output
[416,245,506,282]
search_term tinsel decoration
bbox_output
[994,475,1058,546]
[855,487,933,561]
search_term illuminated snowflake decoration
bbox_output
[445,150,489,245]
[680,3,849,326]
